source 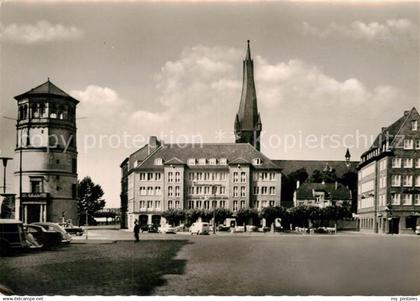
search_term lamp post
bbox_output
[0,157,13,194]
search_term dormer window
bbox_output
[209,158,217,165]
[154,158,163,165]
[188,158,196,165]
[253,158,262,165]
[412,120,418,131]
[219,158,227,165]
[198,158,206,165]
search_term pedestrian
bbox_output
[134,220,140,242]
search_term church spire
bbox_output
[234,40,262,151]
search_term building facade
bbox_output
[294,182,352,208]
[357,107,420,234]
[123,139,281,230]
[13,80,79,224]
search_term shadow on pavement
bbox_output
[0,239,191,295]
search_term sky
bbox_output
[0,1,418,208]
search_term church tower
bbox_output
[234,40,262,151]
[14,80,79,224]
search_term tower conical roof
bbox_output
[14,79,79,103]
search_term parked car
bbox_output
[190,222,210,235]
[141,224,159,233]
[159,224,177,234]
[25,224,62,249]
[218,225,231,232]
[0,219,28,256]
[32,222,72,244]
[60,223,84,236]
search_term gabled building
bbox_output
[357,107,420,234]
[122,138,281,229]
[294,182,352,208]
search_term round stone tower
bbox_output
[14,80,79,224]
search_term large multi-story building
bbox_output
[121,42,281,229]
[122,140,281,229]
[13,80,79,224]
[357,107,420,234]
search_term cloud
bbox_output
[302,19,417,43]
[254,57,400,108]
[71,45,402,144]
[0,20,84,44]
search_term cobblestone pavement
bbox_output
[153,234,420,296]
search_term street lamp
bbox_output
[0,157,13,194]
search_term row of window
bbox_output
[391,158,420,169]
[188,200,226,210]
[139,186,161,196]
[18,103,76,122]
[167,186,181,197]
[391,193,420,205]
[188,172,227,181]
[187,186,226,195]
[402,139,420,150]
[139,171,276,183]
[136,200,161,210]
[253,186,276,195]
[139,172,162,181]
[391,175,420,187]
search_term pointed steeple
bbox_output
[246,39,251,60]
[234,40,262,151]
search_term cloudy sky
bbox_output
[0,1,418,207]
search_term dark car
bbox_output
[0,219,28,256]
[141,224,158,233]
[218,225,231,232]
[32,223,72,244]
[25,224,62,249]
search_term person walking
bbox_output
[134,220,140,242]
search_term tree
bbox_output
[185,209,202,226]
[162,209,185,226]
[213,208,233,226]
[309,169,337,183]
[288,205,310,228]
[78,177,105,225]
[236,208,258,226]
[339,171,358,212]
[281,168,309,206]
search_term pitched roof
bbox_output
[14,80,79,103]
[364,107,418,155]
[273,160,358,177]
[133,143,281,170]
[296,182,351,201]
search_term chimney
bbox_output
[148,136,160,155]
[296,180,300,189]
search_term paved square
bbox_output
[1,230,419,296]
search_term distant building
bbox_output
[357,107,420,234]
[122,138,281,229]
[294,181,352,208]
[13,80,79,224]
